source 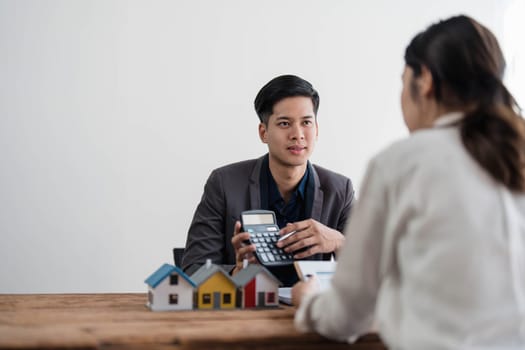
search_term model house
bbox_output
[145,263,196,311]
[232,264,280,308]
[191,260,237,310]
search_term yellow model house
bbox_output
[191,260,237,309]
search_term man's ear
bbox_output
[419,65,434,98]
[258,123,268,144]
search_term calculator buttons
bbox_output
[249,230,294,266]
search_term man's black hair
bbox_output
[254,75,320,124]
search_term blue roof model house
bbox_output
[145,263,196,311]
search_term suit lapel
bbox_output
[310,164,324,221]
[249,155,265,209]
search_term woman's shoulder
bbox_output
[370,127,463,178]
[379,127,459,158]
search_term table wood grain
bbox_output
[0,293,386,350]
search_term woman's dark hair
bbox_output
[405,15,525,191]
[254,74,320,125]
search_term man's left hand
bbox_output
[275,219,345,259]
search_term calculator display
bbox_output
[241,213,275,225]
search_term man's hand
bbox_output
[276,219,345,259]
[230,220,257,275]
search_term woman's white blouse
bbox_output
[295,113,525,349]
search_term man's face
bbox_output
[258,96,318,169]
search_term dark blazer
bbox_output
[182,155,355,275]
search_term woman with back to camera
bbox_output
[292,15,525,349]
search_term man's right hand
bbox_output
[230,220,257,275]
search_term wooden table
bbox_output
[0,293,386,349]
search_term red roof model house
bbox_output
[232,264,280,308]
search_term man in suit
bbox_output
[181,75,354,286]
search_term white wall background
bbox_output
[0,0,515,293]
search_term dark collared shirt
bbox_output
[260,154,312,226]
[268,165,308,228]
[259,154,312,286]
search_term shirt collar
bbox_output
[266,160,310,205]
[295,166,309,200]
[433,111,464,128]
